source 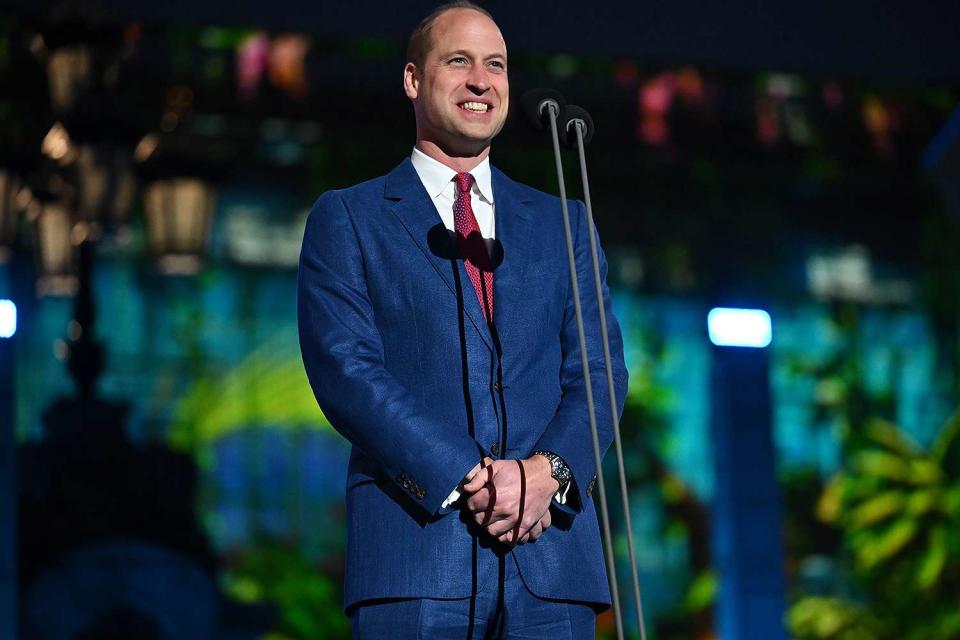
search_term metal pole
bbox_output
[574,120,648,640]
[546,103,625,640]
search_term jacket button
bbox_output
[587,474,598,497]
[493,382,503,392]
[490,442,499,455]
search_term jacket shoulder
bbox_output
[312,174,387,207]
[493,166,581,215]
[515,181,566,207]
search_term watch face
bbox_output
[535,451,571,485]
[552,458,571,484]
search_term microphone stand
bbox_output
[568,112,648,640]
[543,100,625,640]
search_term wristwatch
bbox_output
[532,450,572,492]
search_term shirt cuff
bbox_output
[442,486,461,509]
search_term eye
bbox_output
[449,56,468,65]
[488,60,505,70]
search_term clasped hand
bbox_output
[459,455,558,546]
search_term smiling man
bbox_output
[298,2,627,637]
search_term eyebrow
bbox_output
[442,49,507,62]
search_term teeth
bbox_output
[460,101,490,113]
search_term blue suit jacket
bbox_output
[297,157,627,611]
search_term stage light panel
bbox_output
[0,299,16,338]
[707,307,772,348]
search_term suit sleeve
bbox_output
[531,199,628,516]
[297,191,483,516]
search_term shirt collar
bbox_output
[410,147,494,204]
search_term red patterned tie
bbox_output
[453,172,494,323]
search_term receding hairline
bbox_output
[406,2,502,70]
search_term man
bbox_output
[297,2,627,637]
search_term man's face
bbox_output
[404,9,509,157]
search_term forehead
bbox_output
[427,8,507,58]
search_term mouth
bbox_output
[458,100,492,114]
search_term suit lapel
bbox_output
[490,167,535,334]
[384,159,494,351]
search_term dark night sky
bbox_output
[3,0,960,82]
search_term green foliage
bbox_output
[221,537,350,640]
[683,570,717,611]
[792,411,960,639]
[167,331,334,451]
[787,596,883,640]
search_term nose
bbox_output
[466,65,490,94]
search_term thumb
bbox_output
[462,457,494,493]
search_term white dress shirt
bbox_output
[408,147,569,509]
[410,147,496,239]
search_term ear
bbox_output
[403,62,419,100]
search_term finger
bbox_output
[462,468,489,494]
[524,521,543,543]
[540,509,552,530]
[498,527,523,546]
[497,526,529,546]
[467,456,494,480]
[485,518,519,537]
[466,488,491,511]
[475,509,509,527]
[467,485,500,517]
[462,478,482,494]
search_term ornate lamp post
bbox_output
[45,45,93,115]
[30,187,78,297]
[0,169,22,264]
[143,176,217,275]
[2,9,220,639]
[0,165,23,640]
[75,144,137,229]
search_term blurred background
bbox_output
[1,1,959,638]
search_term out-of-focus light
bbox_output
[46,46,92,113]
[641,73,674,114]
[756,98,780,146]
[134,134,160,163]
[144,177,217,275]
[766,73,803,101]
[0,169,21,262]
[863,96,890,135]
[638,73,675,146]
[676,67,704,105]
[0,299,16,338]
[75,145,137,226]
[613,60,639,89]
[547,54,577,79]
[269,34,309,97]
[237,31,270,99]
[42,122,73,164]
[35,201,78,297]
[707,307,772,348]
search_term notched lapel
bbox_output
[490,168,536,333]
[384,159,494,351]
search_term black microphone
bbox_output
[519,88,566,132]
[560,105,595,149]
[427,223,504,271]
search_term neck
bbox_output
[415,140,490,173]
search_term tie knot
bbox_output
[454,172,474,194]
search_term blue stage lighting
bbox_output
[0,299,16,338]
[707,307,772,348]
